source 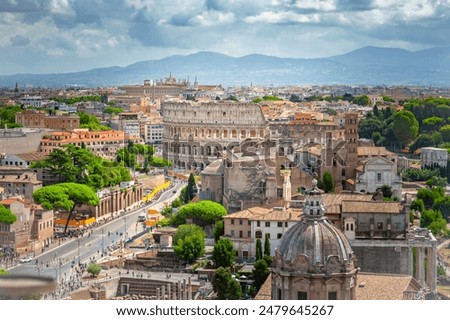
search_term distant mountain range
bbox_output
[1,46,450,88]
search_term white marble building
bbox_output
[355,156,402,198]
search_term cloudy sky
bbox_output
[1,0,450,75]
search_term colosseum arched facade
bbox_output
[161,100,269,170]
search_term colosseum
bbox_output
[161,100,269,170]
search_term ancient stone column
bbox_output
[416,247,425,287]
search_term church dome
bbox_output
[274,217,355,274]
[273,176,357,274]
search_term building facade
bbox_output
[0,170,42,201]
[0,198,32,256]
[355,156,402,197]
[420,147,448,168]
[162,100,269,170]
[38,129,135,159]
[15,109,80,130]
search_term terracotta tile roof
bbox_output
[342,200,401,214]
[357,146,395,157]
[225,206,302,222]
[256,273,422,300]
[0,198,24,206]
[355,273,421,300]
[254,275,272,300]
[323,193,373,214]
[15,152,48,162]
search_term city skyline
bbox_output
[1,0,450,75]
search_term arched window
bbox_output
[255,231,263,239]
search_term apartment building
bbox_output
[0,170,42,201]
[15,109,80,130]
[223,205,302,260]
[38,129,135,159]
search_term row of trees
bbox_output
[358,105,420,149]
[359,98,450,152]
[31,144,131,190]
[299,93,376,106]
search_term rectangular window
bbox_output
[298,292,307,300]
[257,221,260,227]
[239,219,243,225]
[239,230,243,238]
[328,292,337,300]
[265,222,270,227]
[230,230,235,237]
[277,233,282,239]
[377,173,382,181]
[377,222,383,230]
[248,231,251,237]
[277,222,282,227]
[231,219,234,225]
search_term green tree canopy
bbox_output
[0,204,17,225]
[358,117,384,139]
[173,224,205,263]
[252,259,270,293]
[31,144,131,189]
[264,233,271,257]
[0,105,22,128]
[212,238,236,268]
[420,209,448,236]
[78,112,110,131]
[173,224,205,244]
[392,110,419,147]
[421,116,444,133]
[172,200,227,227]
[439,124,450,142]
[87,263,102,277]
[410,198,425,214]
[103,107,123,115]
[33,182,99,233]
[255,238,263,261]
[409,133,442,154]
[352,95,370,106]
[185,173,196,203]
[212,267,242,300]
[416,187,444,209]
[213,220,224,242]
[321,171,335,193]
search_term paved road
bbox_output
[7,180,186,282]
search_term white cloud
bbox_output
[49,0,72,15]
[245,11,320,24]
[0,0,449,74]
[293,0,337,12]
[191,10,235,27]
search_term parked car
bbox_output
[19,256,32,263]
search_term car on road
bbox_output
[19,256,32,263]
